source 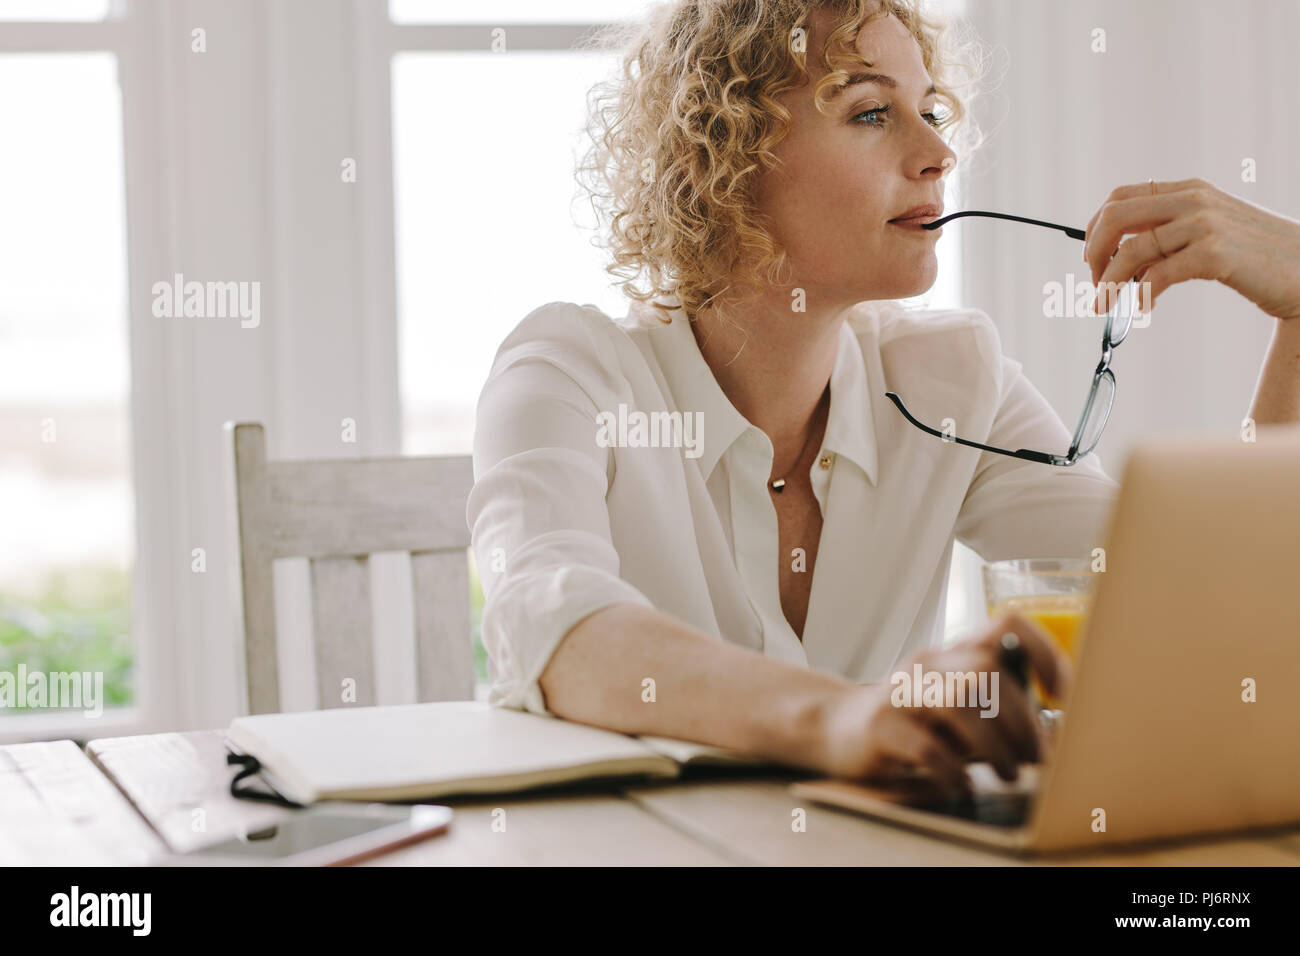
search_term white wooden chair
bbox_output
[224,422,475,714]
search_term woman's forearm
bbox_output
[1247,316,1300,425]
[538,601,852,770]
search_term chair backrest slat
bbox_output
[310,555,377,708]
[412,550,475,702]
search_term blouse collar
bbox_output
[640,294,880,487]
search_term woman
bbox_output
[467,0,1300,798]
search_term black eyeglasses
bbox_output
[884,210,1138,467]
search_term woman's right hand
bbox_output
[815,614,1071,798]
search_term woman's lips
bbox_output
[888,215,942,231]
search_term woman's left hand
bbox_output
[1083,177,1300,321]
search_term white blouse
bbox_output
[467,295,1120,716]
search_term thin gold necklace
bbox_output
[769,389,828,493]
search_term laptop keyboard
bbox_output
[933,790,1033,828]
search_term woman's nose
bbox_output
[915,142,957,179]
[909,120,958,178]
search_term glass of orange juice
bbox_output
[982,557,1095,712]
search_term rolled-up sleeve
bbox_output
[954,344,1122,563]
[466,308,655,716]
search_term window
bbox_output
[0,45,135,724]
[393,50,624,457]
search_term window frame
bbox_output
[0,2,175,743]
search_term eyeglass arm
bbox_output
[921,210,1086,241]
[884,392,1073,466]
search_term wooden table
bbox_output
[3,731,1298,866]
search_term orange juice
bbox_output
[988,593,1089,707]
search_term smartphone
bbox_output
[156,803,453,866]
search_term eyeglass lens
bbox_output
[1105,279,1138,347]
[1077,368,1116,458]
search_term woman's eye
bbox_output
[853,104,890,126]
[852,103,946,128]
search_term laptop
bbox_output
[791,429,1300,854]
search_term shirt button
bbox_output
[818,453,832,469]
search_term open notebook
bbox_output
[226,700,765,805]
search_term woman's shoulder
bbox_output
[846,300,1008,382]
[494,299,623,358]
[847,299,1002,347]
[485,299,656,402]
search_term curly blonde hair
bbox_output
[576,0,985,325]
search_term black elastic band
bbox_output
[227,752,306,809]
